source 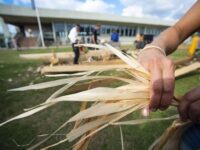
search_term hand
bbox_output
[138,49,175,111]
[178,87,200,123]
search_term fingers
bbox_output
[179,87,200,121]
[184,87,200,101]
[188,100,200,123]
[149,61,163,111]
[138,50,175,112]
[160,60,175,110]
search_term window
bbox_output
[132,29,136,36]
[140,27,144,34]
[80,24,91,36]
[117,29,120,34]
[100,25,106,35]
[129,29,132,36]
[107,28,110,34]
[85,25,91,36]
[120,27,124,36]
[125,28,129,36]
[66,24,73,33]
[54,22,65,38]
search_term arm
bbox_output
[138,1,200,111]
[152,1,200,54]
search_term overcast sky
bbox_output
[0,0,197,21]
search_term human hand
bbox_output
[138,48,175,112]
[178,87,200,123]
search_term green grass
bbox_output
[0,46,199,150]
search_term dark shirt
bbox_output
[111,32,119,42]
[92,28,98,44]
[181,124,200,150]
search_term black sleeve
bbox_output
[92,28,97,36]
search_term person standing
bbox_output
[91,24,101,44]
[68,24,80,64]
[110,29,120,49]
[111,29,119,42]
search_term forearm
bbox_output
[150,26,181,55]
[150,1,200,55]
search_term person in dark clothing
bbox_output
[68,24,80,64]
[91,24,101,44]
[71,43,80,64]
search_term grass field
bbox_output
[0,46,199,150]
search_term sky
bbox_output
[0,0,197,21]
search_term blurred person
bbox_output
[111,29,119,42]
[138,1,200,149]
[135,33,145,49]
[110,29,120,49]
[91,24,101,44]
[68,24,80,64]
[189,33,200,58]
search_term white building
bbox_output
[0,4,174,47]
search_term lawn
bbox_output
[0,46,199,150]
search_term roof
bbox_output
[0,4,175,27]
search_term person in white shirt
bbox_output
[68,24,80,64]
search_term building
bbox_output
[0,16,10,47]
[0,4,174,48]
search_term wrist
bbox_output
[139,44,166,56]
